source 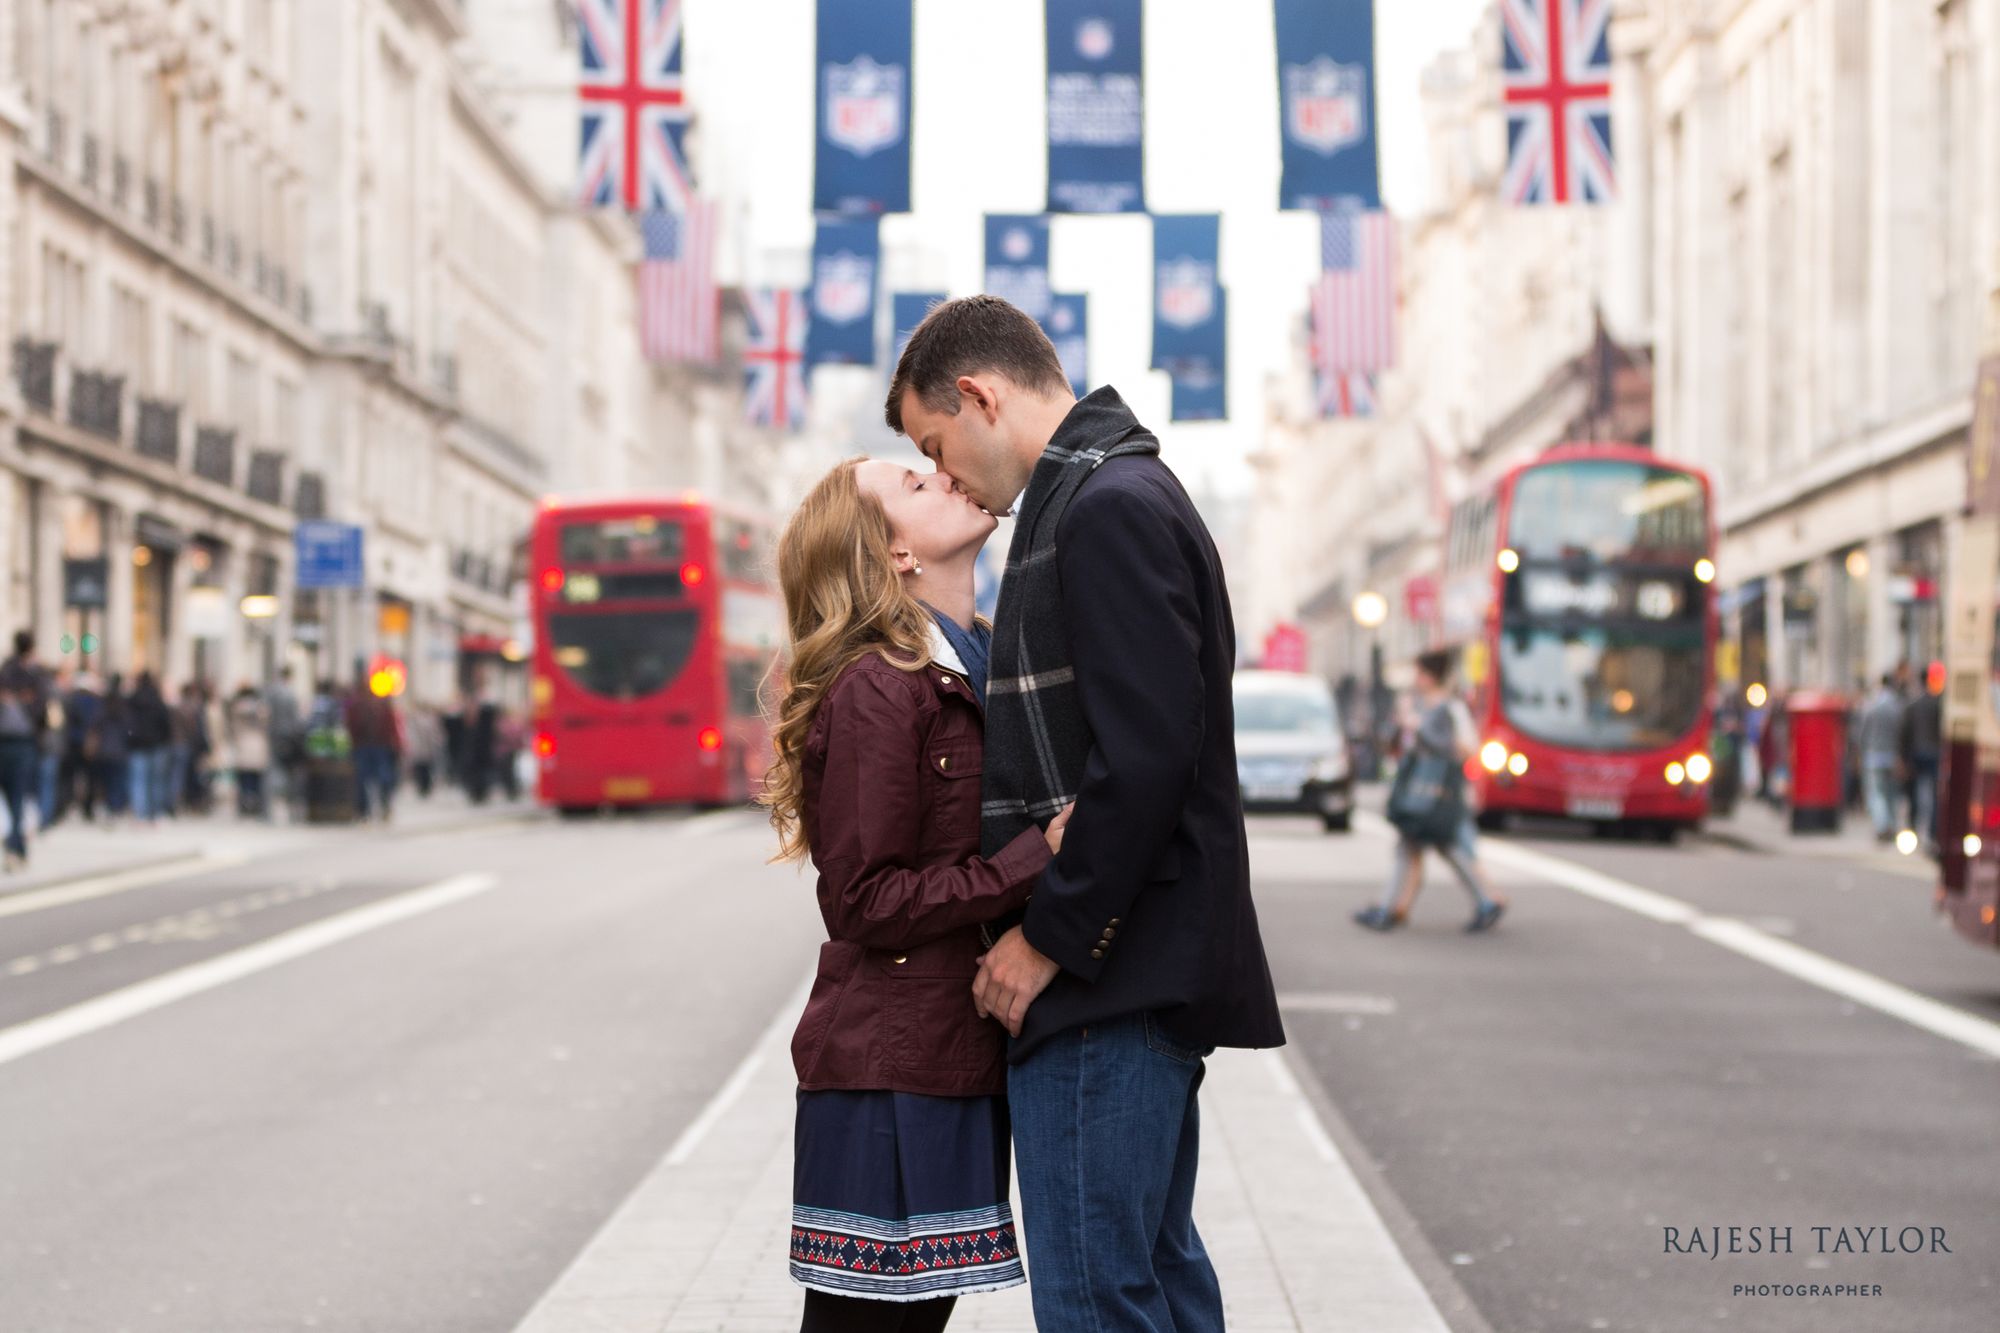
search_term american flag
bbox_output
[1311,210,1397,379]
[1316,371,1377,420]
[742,289,807,432]
[639,204,718,365]
[1500,0,1616,204]
[577,0,693,211]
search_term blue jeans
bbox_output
[1008,1014,1222,1333]
[1863,755,1899,836]
[128,749,170,820]
[355,745,398,819]
[0,737,36,857]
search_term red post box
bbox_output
[1786,690,1849,833]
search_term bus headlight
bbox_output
[1506,752,1529,777]
[1685,752,1713,784]
[1665,761,1687,785]
[1480,740,1508,773]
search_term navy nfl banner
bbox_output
[983,215,1053,321]
[1042,294,1089,397]
[1046,0,1145,213]
[814,0,913,215]
[1151,215,1223,375]
[1274,0,1381,211]
[1171,309,1228,421]
[805,217,881,369]
[891,291,946,365]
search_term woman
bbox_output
[1354,649,1508,933]
[225,682,273,819]
[762,458,1066,1332]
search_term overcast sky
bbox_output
[681,0,1489,497]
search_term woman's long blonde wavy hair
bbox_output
[760,458,937,862]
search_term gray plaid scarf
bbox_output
[980,386,1160,857]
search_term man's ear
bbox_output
[957,374,1002,425]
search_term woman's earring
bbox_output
[913,560,924,576]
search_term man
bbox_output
[1899,673,1943,848]
[343,675,403,821]
[0,631,51,871]
[888,296,1284,1331]
[1856,673,1905,842]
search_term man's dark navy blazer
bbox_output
[1009,451,1286,1061]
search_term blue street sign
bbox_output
[295,521,364,590]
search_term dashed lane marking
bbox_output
[0,852,252,920]
[0,873,497,1070]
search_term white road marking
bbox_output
[0,873,497,1070]
[0,852,250,920]
[1277,990,1399,1015]
[1358,813,2000,1062]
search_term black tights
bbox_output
[800,1289,955,1332]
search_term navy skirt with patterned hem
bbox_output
[790,1088,1024,1302]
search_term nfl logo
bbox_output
[1156,259,1215,330]
[825,56,905,158]
[1285,57,1367,155]
[1002,228,1034,262]
[813,253,874,325]
[1076,19,1114,60]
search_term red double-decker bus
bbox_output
[529,494,780,812]
[1936,353,2000,950]
[1439,444,1719,838]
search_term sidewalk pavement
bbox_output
[0,788,540,900]
[513,983,1463,1333]
[1697,798,1935,879]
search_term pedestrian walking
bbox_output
[60,672,102,821]
[124,672,173,824]
[891,296,1285,1332]
[344,678,402,821]
[1,630,51,872]
[266,667,304,807]
[763,455,1066,1329]
[1353,650,1509,933]
[89,674,132,820]
[36,667,70,829]
[226,682,273,819]
[1900,676,1943,848]
[405,703,443,798]
[1857,674,1905,842]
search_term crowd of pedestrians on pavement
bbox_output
[1740,662,1944,850]
[0,627,527,876]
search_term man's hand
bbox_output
[972,926,1061,1038]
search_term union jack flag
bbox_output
[1315,371,1376,420]
[743,289,807,432]
[577,0,693,211]
[1501,0,1616,205]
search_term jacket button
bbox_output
[938,755,950,770]
[893,955,907,964]
[940,674,953,687]
[1090,948,1105,960]
[1102,927,1117,939]
[1108,918,1121,927]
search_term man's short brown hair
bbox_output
[884,295,1071,434]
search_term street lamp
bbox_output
[1352,591,1390,780]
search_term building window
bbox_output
[174,320,208,414]
[228,352,259,434]
[1767,151,1794,469]
[111,284,150,388]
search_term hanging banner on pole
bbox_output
[1274,0,1381,211]
[1045,0,1145,213]
[805,217,882,369]
[1151,215,1223,376]
[576,0,693,211]
[1042,294,1089,398]
[891,292,946,366]
[814,0,913,215]
[983,215,1053,321]
[1170,293,1228,422]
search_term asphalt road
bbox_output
[1,803,1994,1331]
